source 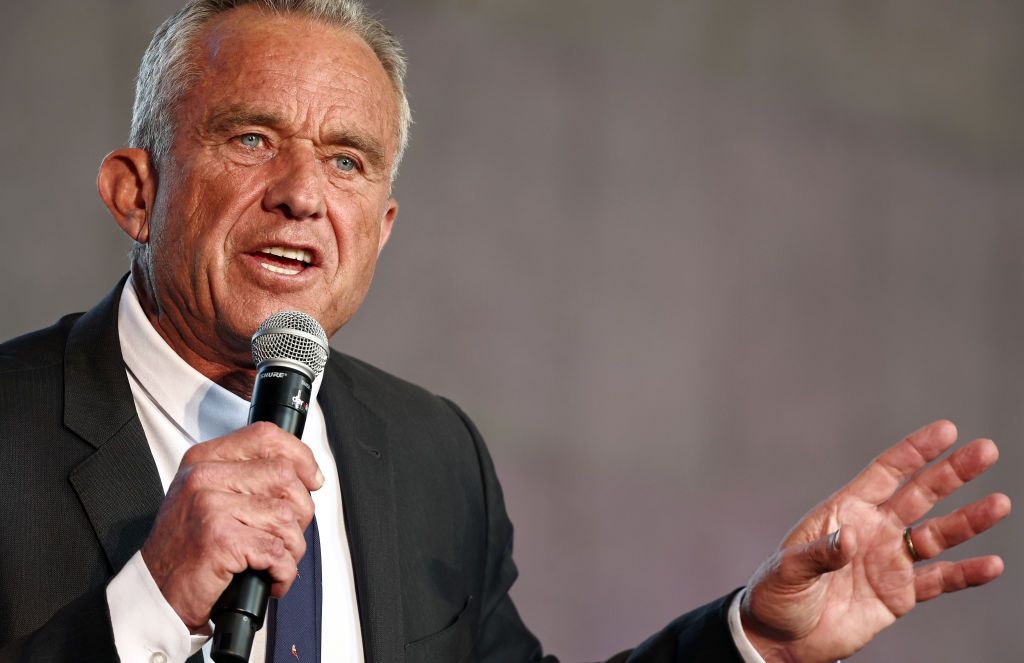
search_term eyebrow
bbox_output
[205,107,287,135]
[322,129,387,173]
[204,105,388,173]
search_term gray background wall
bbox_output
[2,1,1022,660]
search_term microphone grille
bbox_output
[251,311,330,377]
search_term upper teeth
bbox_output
[261,246,313,264]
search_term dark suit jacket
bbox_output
[0,281,743,663]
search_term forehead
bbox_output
[182,7,398,153]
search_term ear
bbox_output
[377,197,398,254]
[97,148,157,244]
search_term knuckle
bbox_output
[250,421,281,445]
[182,464,210,492]
[299,443,317,467]
[911,478,939,505]
[207,526,245,568]
[271,499,296,525]
[292,536,308,563]
[192,488,218,514]
[948,454,972,483]
[267,535,287,558]
[218,539,248,574]
[299,493,315,524]
[247,534,285,570]
[268,458,297,484]
[209,522,235,549]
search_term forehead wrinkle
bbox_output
[186,11,399,170]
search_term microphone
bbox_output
[210,311,330,663]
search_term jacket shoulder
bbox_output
[330,351,457,418]
[0,314,82,375]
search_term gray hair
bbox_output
[129,0,411,178]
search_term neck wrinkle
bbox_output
[128,262,257,399]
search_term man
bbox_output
[0,1,1010,662]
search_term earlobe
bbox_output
[97,148,157,244]
[377,198,398,253]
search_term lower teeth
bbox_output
[260,262,300,276]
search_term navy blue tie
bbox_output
[266,517,322,663]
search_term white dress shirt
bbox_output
[103,278,765,662]
[105,278,364,663]
[729,590,767,663]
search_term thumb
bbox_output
[780,526,857,587]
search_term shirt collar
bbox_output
[117,276,323,443]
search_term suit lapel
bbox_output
[60,281,199,663]
[63,278,165,574]
[319,362,404,663]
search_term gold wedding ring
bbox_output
[903,526,922,563]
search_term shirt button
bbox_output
[150,653,168,663]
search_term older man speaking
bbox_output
[0,1,1009,662]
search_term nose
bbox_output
[262,147,326,220]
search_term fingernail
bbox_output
[829,527,842,553]
[315,469,325,487]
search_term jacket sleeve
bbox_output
[442,398,745,663]
[0,588,119,663]
[0,585,207,663]
[611,591,745,663]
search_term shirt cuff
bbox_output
[728,588,767,663]
[106,550,210,662]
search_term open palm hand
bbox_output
[741,420,1010,662]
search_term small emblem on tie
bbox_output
[291,644,299,659]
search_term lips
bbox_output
[253,246,315,276]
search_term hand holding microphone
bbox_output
[139,312,329,660]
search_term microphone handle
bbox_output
[210,366,312,662]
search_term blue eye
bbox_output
[238,133,262,149]
[334,156,356,172]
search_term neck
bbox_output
[129,263,257,398]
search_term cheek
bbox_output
[185,166,267,254]
[333,188,389,247]
[339,215,385,269]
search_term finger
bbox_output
[907,493,1011,560]
[202,516,299,593]
[222,493,309,563]
[777,526,857,586]
[184,421,324,491]
[845,420,958,505]
[244,531,303,598]
[885,438,999,524]
[914,555,1005,602]
[185,458,316,528]
[192,489,307,567]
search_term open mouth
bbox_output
[254,246,314,275]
